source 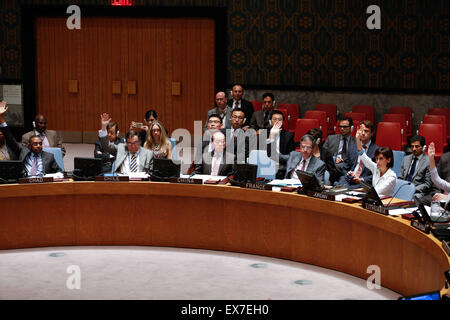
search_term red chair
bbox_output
[250,100,263,112]
[344,112,367,122]
[423,114,448,148]
[419,123,444,161]
[276,108,289,131]
[352,105,374,123]
[428,108,450,140]
[335,120,359,137]
[389,106,413,138]
[383,113,408,148]
[375,122,402,151]
[304,110,328,141]
[278,103,300,133]
[315,104,337,135]
[294,118,320,150]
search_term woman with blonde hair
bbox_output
[144,120,172,159]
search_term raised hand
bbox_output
[355,126,363,151]
[100,113,111,130]
[427,142,436,170]
[0,101,7,116]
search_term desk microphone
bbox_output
[385,180,412,207]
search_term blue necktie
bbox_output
[407,157,417,182]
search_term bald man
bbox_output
[21,114,65,156]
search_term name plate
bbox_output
[95,176,129,182]
[362,202,388,215]
[241,182,272,191]
[19,177,53,184]
[410,220,431,234]
[443,241,450,257]
[169,177,203,184]
[306,190,335,201]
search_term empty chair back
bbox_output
[250,100,263,112]
[315,104,337,135]
[248,150,276,180]
[344,112,367,122]
[428,108,450,139]
[389,106,413,137]
[375,122,402,151]
[278,103,300,133]
[294,118,320,144]
[383,113,407,148]
[423,114,447,148]
[43,147,64,171]
[393,179,416,201]
[392,150,405,178]
[352,105,374,123]
[304,110,328,141]
[419,123,444,161]
[276,108,289,131]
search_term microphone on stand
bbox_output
[385,180,413,207]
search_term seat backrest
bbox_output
[352,105,374,123]
[393,179,416,201]
[278,103,300,132]
[315,104,337,134]
[344,112,367,122]
[428,108,450,138]
[389,106,413,135]
[324,170,330,186]
[383,113,407,146]
[294,118,320,143]
[423,114,447,145]
[250,100,263,112]
[392,150,405,178]
[170,138,177,161]
[419,123,444,155]
[304,110,328,141]
[248,150,276,180]
[43,147,64,171]
[375,122,402,151]
[276,108,289,131]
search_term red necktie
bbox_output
[301,159,306,171]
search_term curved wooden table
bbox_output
[1,181,449,296]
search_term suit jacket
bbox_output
[221,127,257,164]
[321,134,357,183]
[250,109,272,131]
[22,129,65,156]
[99,135,153,173]
[343,141,378,184]
[438,151,450,183]
[227,98,254,128]
[1,124,61,175]
[399,153,433,195]
[204,106,232,131]
[285,151,326,185]
[265,129,295,179]
[94,137,124,173]
[193,146,233,176]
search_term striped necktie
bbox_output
[130,153,137,173]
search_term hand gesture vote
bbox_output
[0,101,8,116]
[100,113,111,129]
[428,142,435,159]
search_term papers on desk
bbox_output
[44,172,64,179]
[388,207,418,216]
[179,174,227,183]
[118,172,149,180]
[268,179,301,187]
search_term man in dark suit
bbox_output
[21,114,65,156]
[194,131,233,176]
[285,134,326,185]
[265,110,295,179]
[338,120,378,188]
[0,101,61,176]
[250,92,275,133]
[321,116,357,185]
[398,135,433,198]
[94,121,124,173]
[204,91,232,131]
[227,84,254,130]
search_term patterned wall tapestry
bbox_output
[0,0,449,91]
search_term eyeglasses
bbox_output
[231,115,244,120]
[339,125,350,128]
[126,141,140,146]
[300,145,312,150]
[208,120,221,124]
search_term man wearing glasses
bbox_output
[98,113,153,174]
[204,91,232,131]
[285,134,326,185]
[321,116,357,185]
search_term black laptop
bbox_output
[0,160,25,183]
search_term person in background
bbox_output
[306,127,322,159]
[204,91,232,131]
[143,120,172,159]
[94,121,124,173]
[427,142,450,210]
[130,109,158,146]
[21,114,65,156]
[227,84,254,130]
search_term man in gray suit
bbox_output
[250,92,275,133]
[204,91,232,131]
[398,135,433,198]
[0,101,61,176]
[285,134,326,185]
[99,113,153,174]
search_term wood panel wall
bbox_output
[35,17,215,138]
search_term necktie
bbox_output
[29,154,38,176]
[235,101,240,109]
[264,111,269,125]
[355,145,367,178]
[211,155,219,176]
[130,153,137,173]
[301,159,306,171]
[407,157,418,182]
[341,137,347,158]
[41,134,50,147]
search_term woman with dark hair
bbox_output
[306,127,322,159]
[143,120,172,159]
[356,127,396,197]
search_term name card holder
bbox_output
[443,241,450,257]
[169,177,203,185]
[410,220,431,234]
[241,182,272,191]
[306,190,335,201]
[19,177,54,184]
[362,202,389,215]
[95,176,129,182]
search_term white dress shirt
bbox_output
[360,152,397,197]
[291,156,312,180]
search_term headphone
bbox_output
[316,138,321,145]
[423,145,426,152]
[32,121,36,128]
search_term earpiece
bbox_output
[269,120,272,127]
[316,138,321,145]
[244,118,246,123]
[32,121,36,128]
[117,130,120,136]
[423,145,426,152]
[350,125,354,132]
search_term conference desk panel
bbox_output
[1,181,449,296]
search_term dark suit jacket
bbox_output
[94,137,124,173]
[2,125,61,175]
[285,151,326,185]
[321,134,357,183]
[204,106,232,131]
[250,109,272,131]
[340,141,378,185]
[193,146,233,176]
[265,129,295,179]
[227,98,254,128]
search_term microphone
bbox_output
[385,180,412,207]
